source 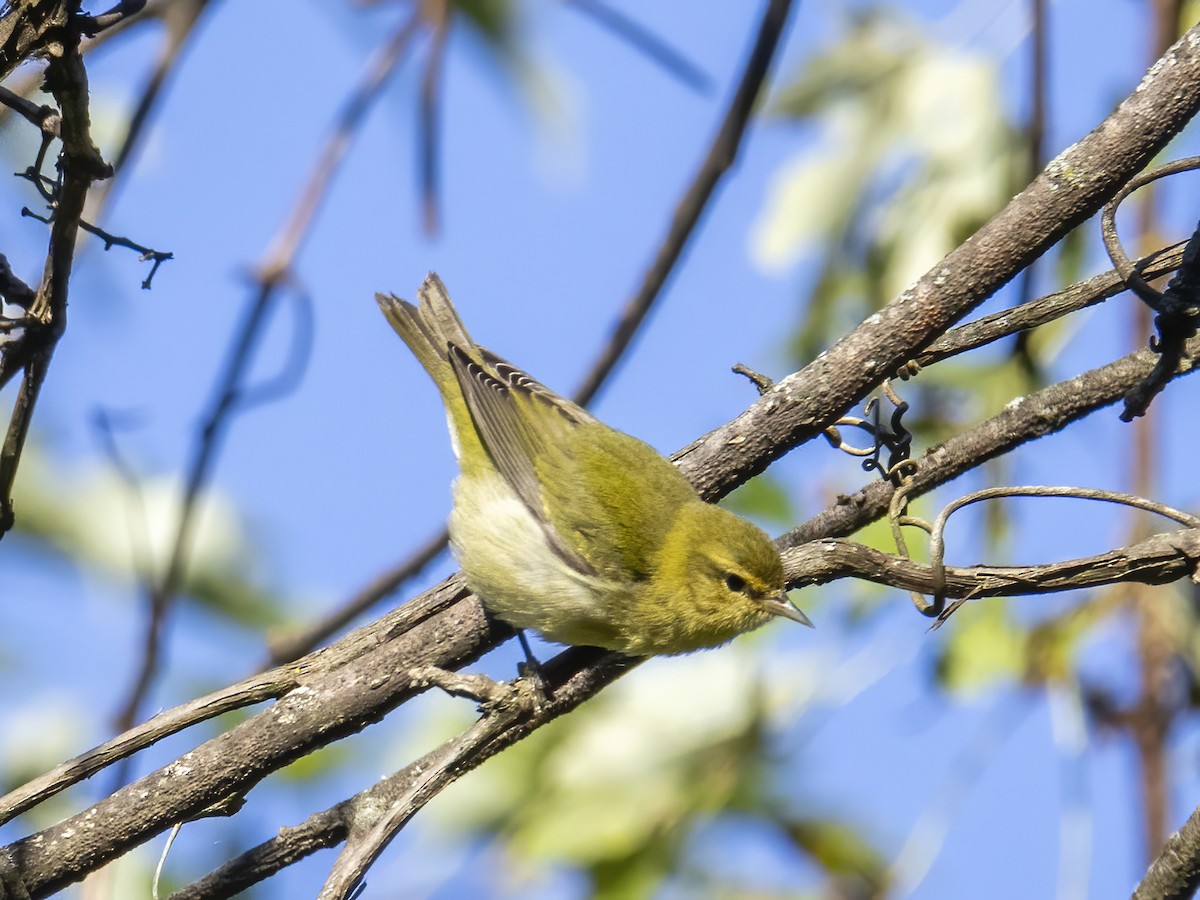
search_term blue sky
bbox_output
[1,0,1198,897]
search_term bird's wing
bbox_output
[447,343,598,576]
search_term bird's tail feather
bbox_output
[376,272,473,386]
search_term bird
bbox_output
[376,274,812,657]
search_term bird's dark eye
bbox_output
[724,573,746,593]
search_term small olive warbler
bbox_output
[377,274,812,656]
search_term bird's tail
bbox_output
[376,273,474,389]
[377,273,486,460]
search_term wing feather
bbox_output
[448,344,596,576]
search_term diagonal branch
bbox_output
[780,336,1200,550]
[914,241,1187,369]
[1135,803,1200,899]
[673,22,1200,501]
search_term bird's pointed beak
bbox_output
[761,593,814,628]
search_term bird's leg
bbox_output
[516,630,540,674]
[516,630,551,697]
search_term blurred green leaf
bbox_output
[453,0,517,48]
[753,10,1023,364]
[277,740,355,783]
[779,814,889,896]
[431,650,817,896]
[9,443,288,629]
[935,602,1026,695]
[722,475,795,528]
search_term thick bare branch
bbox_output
[1135,803,1200,900]
[0,0,71,80]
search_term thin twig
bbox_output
[77,217,173,288]
[922,485,1200,617]
[1098,155,1200,419]
[419,1,449,235]
[1098,158,1199,309]
[0,12,112,536]
[909,242,1187,371]
[264,525,449,666]
[571,0,795,406]
[20,183,174,286]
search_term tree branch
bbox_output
[0,3,112,534]
[914,241,1187,369]
[674,23,1200,501]
[1135,802,1200,900]
[783,529,1200,599]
